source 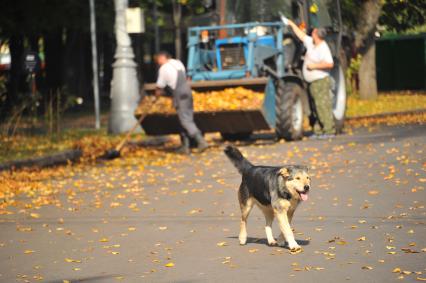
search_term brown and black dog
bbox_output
[224,146,311,252]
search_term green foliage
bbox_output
[339,0,426,35]
[380,0,426,33]
[346,54,362,96]
[0,0,114,37]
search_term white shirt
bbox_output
[156,59,186,90]
[302,36,333,83]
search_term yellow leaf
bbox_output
[165,262,175,267]
[217,241,228,247]
[65,258,81,263]
[30,213,40,219]
[393,268,401,273]
[357,236,366,241]
[99,237,109,242]
[362,266,373,270]
[248,248,258,253]
[368,190,379,196]
[189,209,202,214]
[290,247,303,254]
[24,250,35,254]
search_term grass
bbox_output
[346,91,426,117]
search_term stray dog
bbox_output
[224,146,310,251]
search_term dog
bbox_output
[224,146,310,251]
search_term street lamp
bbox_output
[108,0,141,134]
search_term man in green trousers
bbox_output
[285,18,336,138]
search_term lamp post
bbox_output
[89,0,100,130]
[108,0,141,134]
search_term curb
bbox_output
[347,109,426,121]
[0,149,82,172]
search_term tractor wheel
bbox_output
[330,65,347,133]
[221,132,252,141]
[275,80,304,141]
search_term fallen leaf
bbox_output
[217,241,228,247]
[164,262,175,267]
[65,258,81,263]
[362,266,373,270]
[290,247,303,254]
[30,213,40,219]
[401,248,419,253]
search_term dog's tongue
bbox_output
[300,193,308,201]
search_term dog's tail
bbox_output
[224,146,252,174]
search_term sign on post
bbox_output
[23,51,39,73]
[126,8,145,34]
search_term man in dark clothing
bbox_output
[155,51,208,154]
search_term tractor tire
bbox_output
[275,80,304,141]
[221,132,252,141]
[330,65,347,133]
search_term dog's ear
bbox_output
[279,167,291,178]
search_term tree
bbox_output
[380,0,426,33]
[172,0,183,60]
[353,0,383,100]
[341,0,426,100]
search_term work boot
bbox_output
[194,132,208,152]
[176,134,190,154]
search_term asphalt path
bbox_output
[1,124,425,283]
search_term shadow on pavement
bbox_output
[45,275,120,283]
[227,236,310,248]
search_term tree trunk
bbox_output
[44,28,64,91]
[358,39,377,100]
[153,1,160,53]
[354,0,383,100]
[7,35,25,107]
[172,1,182,60]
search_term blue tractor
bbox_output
[142,0,347,141]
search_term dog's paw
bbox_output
[289,246,303,254]
[239,238,247,245]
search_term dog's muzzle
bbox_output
[299,185,310,201]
